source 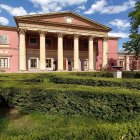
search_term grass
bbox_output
[0,72,140,139]
[1,112,140,140]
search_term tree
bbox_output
[123,1,140,59]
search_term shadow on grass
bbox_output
[0,95,20,134]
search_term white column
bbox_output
[39,31,46,70]
[19,29,26,71]
[126,56,130,71]
[57,33,63,71]
[74,34,79,71]
[88,36,96,71]
[102,37,108,69]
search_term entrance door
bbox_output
[63,58,67,71]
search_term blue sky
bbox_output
[0,0,136,50]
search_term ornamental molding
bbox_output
[89,35,94,41]
[39,30,46,37]
[18,28,26,35]
[18,23,107,37]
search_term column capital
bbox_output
[18,28,26,35]
[74,34,80,39]
[89,35,94,41]
[39,30,46,37]
[103,36,109,41]
[57,32,64,38]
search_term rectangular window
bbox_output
[46,58,52,68]
[0,58,8,68]
[45,39,51,48]
[71,40,74,48]
[29,37,37,46]
[119,60,123,67]
[0,35,9,44]
[83,41,88,48]
[30,58,37,68]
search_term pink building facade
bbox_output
[118,53,140,71]
[0,11,119,72]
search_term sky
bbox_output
[0,0,137,50]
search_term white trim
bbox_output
[29,57,39,69]
[0,57,9,68]
[46,58,53,71]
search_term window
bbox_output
[0,58,9,68]
[45,39,51,48]
[29,37,37,46]
[46,58,52,68]
[70,40,74,48]
[30,58,38,68]
[83,41,88,48]
[119,60,124,67]
[0,35,9,44]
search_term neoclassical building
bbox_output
[0,11,119,72]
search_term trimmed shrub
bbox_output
[0,85,140,121]
[49,75,140,90]
[71,72,113,78]
[122,71,140,79]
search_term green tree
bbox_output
[123,1,140,59]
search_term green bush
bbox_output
[122,71,140,79]
[49,75,140,90]
[71,71,140,79]
[71,71,113,78]
[0,85,140,121]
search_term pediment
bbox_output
[15,11,111,32]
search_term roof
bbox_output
[14,11,112,32]
[0,26,17,31]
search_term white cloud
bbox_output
[108,32,129,38]
[109,19,130,30]
[29,0,87,12]
[0,4,27,16]
[78,5,86,10]
[0,17,9,25]
[84,0,136,14]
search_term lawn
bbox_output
[0,72,140,139]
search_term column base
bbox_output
[73,69,80,72]
[88,69,96,72]
[40,69,47,72]
[57,69,64,72]
[18,70,27,73]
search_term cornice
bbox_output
[17,19,109,32]
[0,26,17,31]
[18,23,108,37]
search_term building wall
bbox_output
[118,53,140,71]
[0,29,119,72]
[97,39,118,71]
[0,29,19,72]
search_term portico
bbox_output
[18,29,108,72]
[14,11,114,72]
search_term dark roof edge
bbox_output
[0,26,17,31]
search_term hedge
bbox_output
[0,85,140,122]
[49,75,140,90]
[71,71,140,79]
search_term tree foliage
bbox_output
[123,1,140,59]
